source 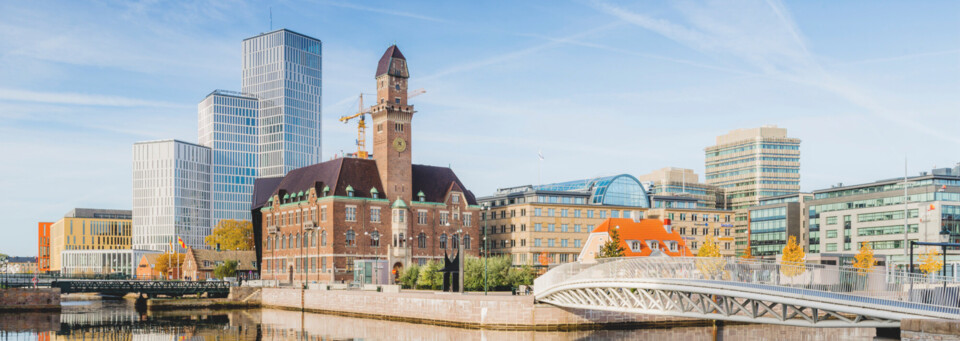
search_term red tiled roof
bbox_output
[592,218,691,257]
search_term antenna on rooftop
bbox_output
[270,7,273,31]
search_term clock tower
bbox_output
[371,45,414,203]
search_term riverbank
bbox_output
[146,286,260,310]
[260,287,708,331]
[0,288,60,312]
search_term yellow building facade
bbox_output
[49,208,132,272]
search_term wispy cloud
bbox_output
[320,1,448,23]
[0,88,187,108]
[420,23,621,81]
[590,0,960,145]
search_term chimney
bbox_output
[664,218,673,234]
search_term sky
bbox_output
[0,0,958,256]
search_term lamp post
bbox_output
[457,228,464,293]
[484,205,490,296]
[940,226,950,281]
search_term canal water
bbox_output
[0,299,886,340]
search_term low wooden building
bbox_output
[182,248,257,281]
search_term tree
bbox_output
[597,228,626,258]
[205,219,254,251]
[155,253,185,279]
[416,261,442,290]
[780,236,806,277]
[399,265,420,289]
[506,265,536,288]
[740,247,753,260]
[695,236,725,278]
[919,247,944,275]
[853,242,876,274]
[214,260,238,279]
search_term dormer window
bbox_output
[451,194,459,204]
[370,187,379,199]
[666,241,678,252]
[647,240,660,251]
[418,191,426,202]
[322,185,330,197]
[628,240,642,252]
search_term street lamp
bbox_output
[456,228,464,293]
[940,226,951,280]
[483,205,490,296]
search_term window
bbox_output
[369,231,380,247]
[574,240,582,248]
[587,210,594,218]
[548,239,555,247]
[321,206,327,221]
[418,233,427,248]
[561,209,568,217]
[440,212,449,225]
[826,243,837,252]
[561,239,568,247]
[548,224,555,232]
[535,223,542,232]
[464,235,471,249]
[534,239,542,247]
[371,207,381,222]
[393,209,405,223]
[418,211,427,225]
[439,234,448,249]
[345,230,356,246]
[827,230,838,238]
[561,224,568,232]
[548,209,555,217]
[451,194,459,204]
[535,208,542,216]
[574,210,581,218]
[321,230,327,246]
[826,216,837,225]
[611,210,619,218]
[464,213,472,227]
[452,235,460,249]
[346,207,357,222]
[574,225,581,233]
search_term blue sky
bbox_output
[0,0,958,256]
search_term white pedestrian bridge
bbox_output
[534,257,960,327]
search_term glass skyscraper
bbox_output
[199,90,259,227]
[132,140,211,253]
[241,29,322,178]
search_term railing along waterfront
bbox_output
[534,257,960,318]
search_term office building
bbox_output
[38,222,52,272]
[748,193,812,258]
[638,167,723,208]
[705,125,801,210]
[132,140,212,253]
[479,174,652,266]
[252,46,480,283]
[646,205,737,257]
[199,90,260,227]
[49,208,132,273]
[242,29,322,178]
[60,249,161,277]
[4,257,37,274]
[807,164,960,272]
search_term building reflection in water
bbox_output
[1,300,882,341]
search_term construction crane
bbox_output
[339,88,425,159]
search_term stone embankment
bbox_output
[902,319,960,340]
[0,288,60,312]
[260,287,705,330]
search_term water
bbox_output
[0,299,886,340]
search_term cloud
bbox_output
[590,0,960,145]
[319,1,448,23]
[0,88,187,108]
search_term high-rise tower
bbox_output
[705,125,801,210]
[371,45,414,203]
[199,90,259,226]
[241,29,322,178]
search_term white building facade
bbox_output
[132,140,212,253]
[60,249,161,277]
[241,29,322,178]
[199,90,260,227]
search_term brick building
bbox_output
[252,46,480,283]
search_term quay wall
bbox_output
[261,288,704,330]
[0,288,60,311]
[902,319,960,340]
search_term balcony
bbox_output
[302,220,318,230]
[267,225,279,234]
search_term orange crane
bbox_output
[339,89,425,159]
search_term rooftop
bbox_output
[64,208,132,219]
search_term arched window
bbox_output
[321,230,327,246]
[370,231,380,247]
[295,233,301,248]
[265,236,271,250]
[452,235,460,250]
[274,236,278,250]
[418,233,427,249]
[311,231,317,247]
[463,235,471,250]
[439,234,447,249]
[346,230,356,246]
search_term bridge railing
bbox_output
[535,257,960,317]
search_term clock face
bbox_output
[393,137,407,152]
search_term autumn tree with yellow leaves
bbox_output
[695,236,725,278]
[853,242,876,274]
[205,219,254,251]
[155,253,185,279]
[780,236,806,277]
[918,247,944,275]
[740,247,754,260]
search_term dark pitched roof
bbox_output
[376,45,408,77]
[412,164,478,205]
[251,177,284,209]
[188,249,257,271]
[252,158,385,210]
